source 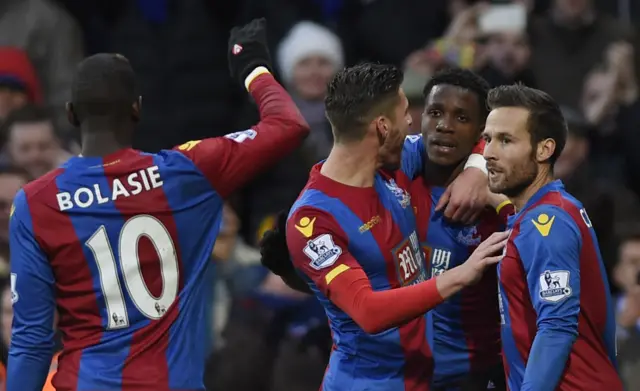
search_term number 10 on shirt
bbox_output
[85,215,179,330]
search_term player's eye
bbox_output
[500,137,511,145]
[456,115,468,123]
[427,109,441,118]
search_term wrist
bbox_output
[434,268,466,299]
[464,153,487,175]
[244,66,271,90]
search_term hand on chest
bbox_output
[422,215,484,277]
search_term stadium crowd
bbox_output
[0,0,640,390]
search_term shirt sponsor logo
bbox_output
[304,234,342,270]
[539,270,572,303]
[394,232,426,286]
[424,245,452,277]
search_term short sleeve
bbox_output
[286,207,361,296]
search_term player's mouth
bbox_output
[429,138,457,154]
[486,163,503,178]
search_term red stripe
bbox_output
[352,174,430,391]
[24,168,103,391]
[101,151,185,390]
[461,211,502,373]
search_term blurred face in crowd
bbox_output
[615,237,640,291]
[377,88,412,170]
[485,32,531,76]
[0,172,27,242]
[554,130,588,179]
[1,284,11,346]
[483,107,540,197]
[7,120,60,178]
[292,55,337,100]
[422,84,482,167]
[553,0,593,22]
[0,87,28,120]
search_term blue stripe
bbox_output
[291,188,407,383]
[154,152,222,389]
[57,162,132,390]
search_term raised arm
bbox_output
[173,18,310,198]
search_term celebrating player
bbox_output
[7,19,309,391]
[401,68,513,391]
[483,84,623,391]
[285,63,508,391]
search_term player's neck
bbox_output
[510,170,554,210]
[321,143,378,188]
[422,158,464,187]
[80,126,133,158]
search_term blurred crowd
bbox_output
[0,0,640,389]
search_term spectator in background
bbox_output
[0,167,29,248]
[529,0,634,108]
[246,21,344,246]
[0,47,43,123]
[2,106,71,179]
[277,21,342,162]
[0,0,84,133]
[580,42,640,197]
[614,226,640,389]
[475,10,537,88]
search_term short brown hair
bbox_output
[487,84,567,166]
[324,63,403,142]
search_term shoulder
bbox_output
[286,206,347,270]
[515,203,581,249]
[19,168,64,210]
[402,134,424,157]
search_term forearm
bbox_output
[329,271,454,334]
[7,344,53,391]
[521,328,576,391]
[248,68,310,142]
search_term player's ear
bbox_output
[131,96,142,123]
[536,138,556,163]
[66,102,80,127]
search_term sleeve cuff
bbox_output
[496,199,513,214]
[463,153,488,175]
[244,66,271,90]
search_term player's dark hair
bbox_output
[324,63,403,143]
[423,67,491,122]
[70,53,138,123]
[2,105,55,141]
[487,84,567,166]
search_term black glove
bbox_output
[227,18,273,86]
[259,209,293,277]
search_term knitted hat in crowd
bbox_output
[277,21,344,85]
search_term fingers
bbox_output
[435,186,451,212]
[482,255,503,266]
[484,230,510,244]
[481,238,508,257]
[464,210,482,225]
